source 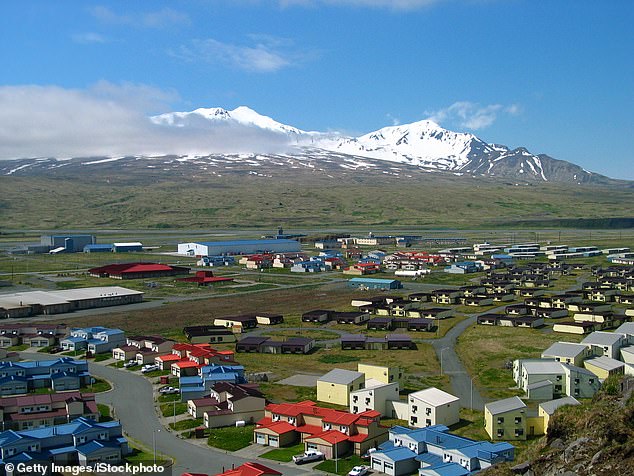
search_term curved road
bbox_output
[20,352,311,476]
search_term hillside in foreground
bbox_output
[483,376,634,476]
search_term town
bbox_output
[1,229,633,476]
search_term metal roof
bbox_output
[318,368,364,385]
[584,356,625,372]
[539,396,580,415]
[542,342,588,358]
[194,239,299,246]
[581,331,624,346]
[485,396,526,415]
[410,387,460,406]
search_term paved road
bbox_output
[20,352,312,476]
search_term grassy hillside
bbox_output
[1,165,634,230]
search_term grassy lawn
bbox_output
[260,443,305,462]
[455,324,583,399]
[8,344,29,351]
[97,403,113,422]
[314,454,367,475]
[142,369,170,378]
[82,378,112,393]
[93,353,112,362]
[169,418,204,431]
[207,425,254,451]
[318,354,360,364]
[158,393,181,403]
[160,402,187,417]
[62,350,86,357]
[109,361,125,368]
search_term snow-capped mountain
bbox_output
[0,105,615,184]
[151,106,310,136]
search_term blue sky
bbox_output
[1,0,632,178]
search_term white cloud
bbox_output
[279,0,443,9]
[71,32,109,44]
[0,83,292,160]
[171,35,307,73]
[425,101,521,130]
[90,6,190,28]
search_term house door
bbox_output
[529,426,535,436]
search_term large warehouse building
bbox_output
[41,234,96,253]
[177,239,301,256]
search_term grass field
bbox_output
[260,443,305,462]
[207,425,254,451]
[455,324,584,399]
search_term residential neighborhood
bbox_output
[1,232,633,476]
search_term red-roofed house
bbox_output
[343,262,381,276]
[88,263,191,280]
[211,462,282,476]
[156,343,236,373]
[0,392,98,431]
[253,401,387,457]
[177,270,234,286]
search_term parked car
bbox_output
[159,386,179,394]
[141,364,160,373]
[292,450,325,465]
[123,360,137,368]
[361,448,377,460]
[348,466,369,476]
[47,346,62,354]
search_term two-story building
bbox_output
[0,358,90,396]
[61,327,125,354]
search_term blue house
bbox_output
[0,358,90,396]
[61,327,125,354]
[348,278,403,290]
[370,425,514,476]
[179,364,246,401]
[291,260,325,273]
[0,417,128,467]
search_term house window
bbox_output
[574,378,580,385]
[515,429,524,437]
[353,395,358,403]
[410,416,418,424]
[574,389,580,397]
[426,407,432,416]
[589,378,595,384]
[497,417,504,424]
[497,429,504,437]
[514,417,522,424]
[411,405,417,414]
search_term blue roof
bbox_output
[179,377,203,385]
[349,278,400,284]
[47,445,77,456]
[420,462,470,476]
[0,430,23,446]
[376,446,417,463]
[63,336,88,343]
[84,244,113,250]
[416,453,443,465]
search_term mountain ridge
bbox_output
[0,105,623,184]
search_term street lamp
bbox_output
[440,347,449,375]
[153,429,161,464]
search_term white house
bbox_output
[581,331,626,359]
[407,387,460,428]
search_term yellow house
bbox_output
[357,363,402,385]
[583,356,625,380]
[484,396,528,441]
[317,369,365,406]
[538,396,580,434]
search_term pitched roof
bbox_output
[542,342,589,358]
[318,368,364,385]
[485,396,526,415]
[409,387,459,406]
[539,396,581,415]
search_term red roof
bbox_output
[295,424,323,436]
[173,361,199,369]
[213,462,282,476]
[305,430,350,445]
[89,263,187,275]
[157,354,182,362]
[255,420,296,435]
